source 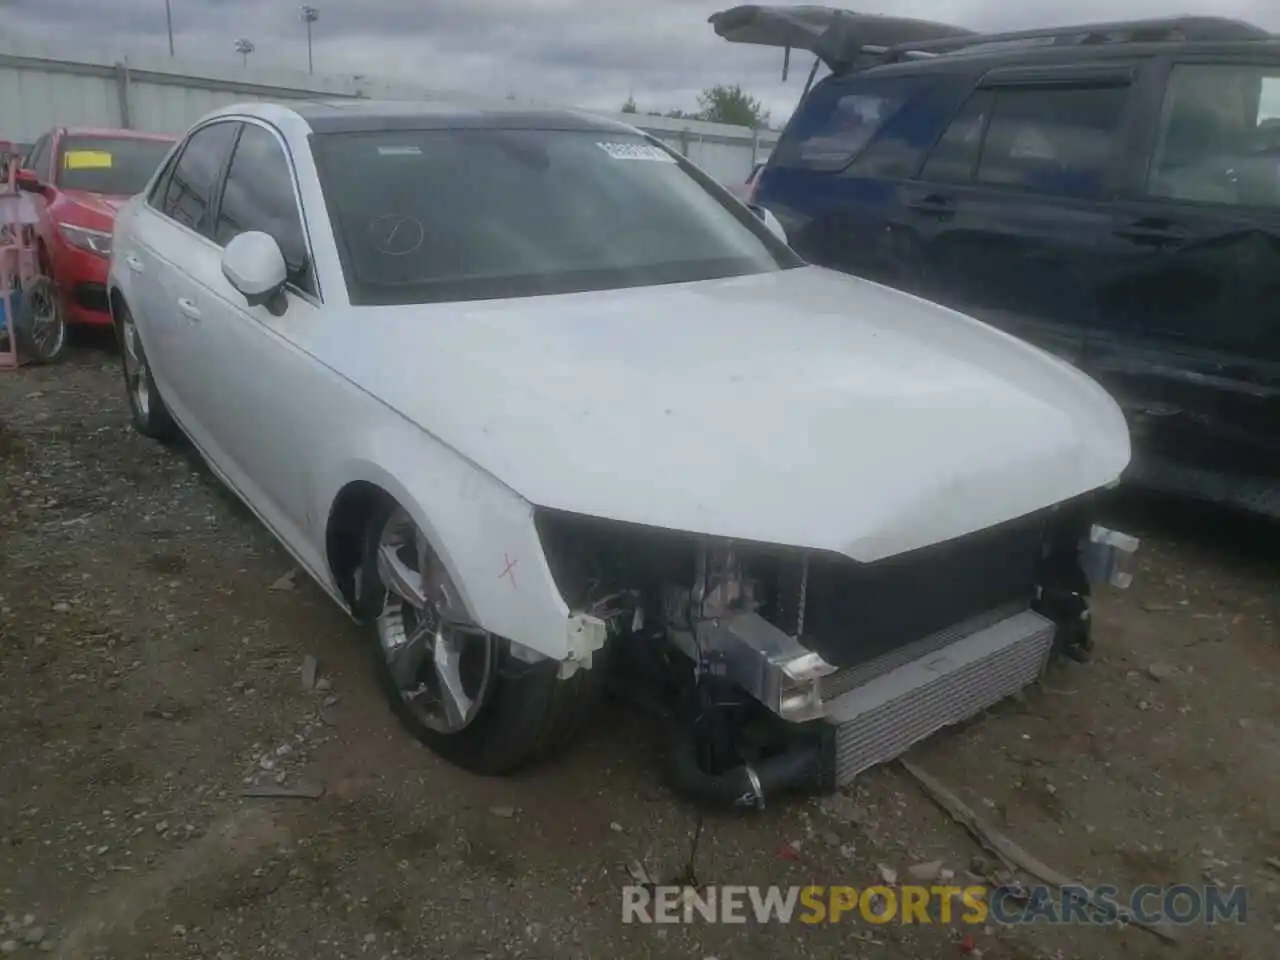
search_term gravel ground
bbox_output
[1,341,1277,960]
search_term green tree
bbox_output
[696,84,770,129]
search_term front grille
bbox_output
[828,609,1054,786]
[73,282,109,314]
[779,511,1047,669]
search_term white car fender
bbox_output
[312,428,584,664]
[106,207,138,321]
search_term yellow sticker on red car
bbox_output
[63,150,113,170]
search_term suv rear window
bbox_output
[773,76,926,171]
[975,86,1127,200]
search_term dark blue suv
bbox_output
[714,5,1280,519]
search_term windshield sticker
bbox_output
[595,141,676,162]
[63,150,114,170]
[377,145,422,156]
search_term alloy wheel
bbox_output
[375,508,496,734]
[120,315,150,417]
[25,278,66,362]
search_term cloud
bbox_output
[7,0,1280,123]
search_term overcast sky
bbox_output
[9,0,1280,124]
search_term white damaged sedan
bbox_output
[108,99,1136,806]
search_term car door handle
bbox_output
[124,253,144,274]
[176,297,201,322]
[907,194,955,218]
[1114,220,1190,247]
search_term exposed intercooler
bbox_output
[826,608,1056,785]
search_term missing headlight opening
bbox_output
[533,502,1138,811]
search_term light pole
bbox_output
[235,38,255,68]
[300,5,318,75]
[164,0,174,56]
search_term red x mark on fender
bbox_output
[499,552,519,589]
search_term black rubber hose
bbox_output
[666,724,824,810]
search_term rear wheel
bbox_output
[361,504,606,774]
[14,275,68,364]
[116,303,178,441]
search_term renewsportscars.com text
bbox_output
[621,883,1249,927]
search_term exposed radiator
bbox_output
[824,609,1055,786]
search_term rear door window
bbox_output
[147,152,176,208]
[159,121,240,237]
[975,85,1129,200]
[1147,63,1280,208]
[919,90,995,183]
[773,76,927,171]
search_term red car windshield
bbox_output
[55,136,174,196]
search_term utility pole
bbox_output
[164,0,174,56]
[235,38,255,68]
[300,5,319,75]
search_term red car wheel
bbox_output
[15,275,68,364]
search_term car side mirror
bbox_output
[221,231,288,312]
[750,204,789,246]
[14,168,46,196]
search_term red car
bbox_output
[16,127,175,357]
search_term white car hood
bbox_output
[318,266,1130,563]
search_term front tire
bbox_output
[115,302,178,442]
[359,504,607,775]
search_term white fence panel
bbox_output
[0,62,122,138]
[0,35,777,183]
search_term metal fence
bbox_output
[0,35,777,184]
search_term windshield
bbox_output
[312,128,800,305]
[56,136,175,195]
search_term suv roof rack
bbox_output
[880,15,1273,62]
[710,5,1274,78]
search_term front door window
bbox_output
[1147,63,1280,209]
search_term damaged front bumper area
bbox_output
[1081,524,1141,589]
[533,504,1138,806]
[684,517,1139,790]
[671,613,836,724]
